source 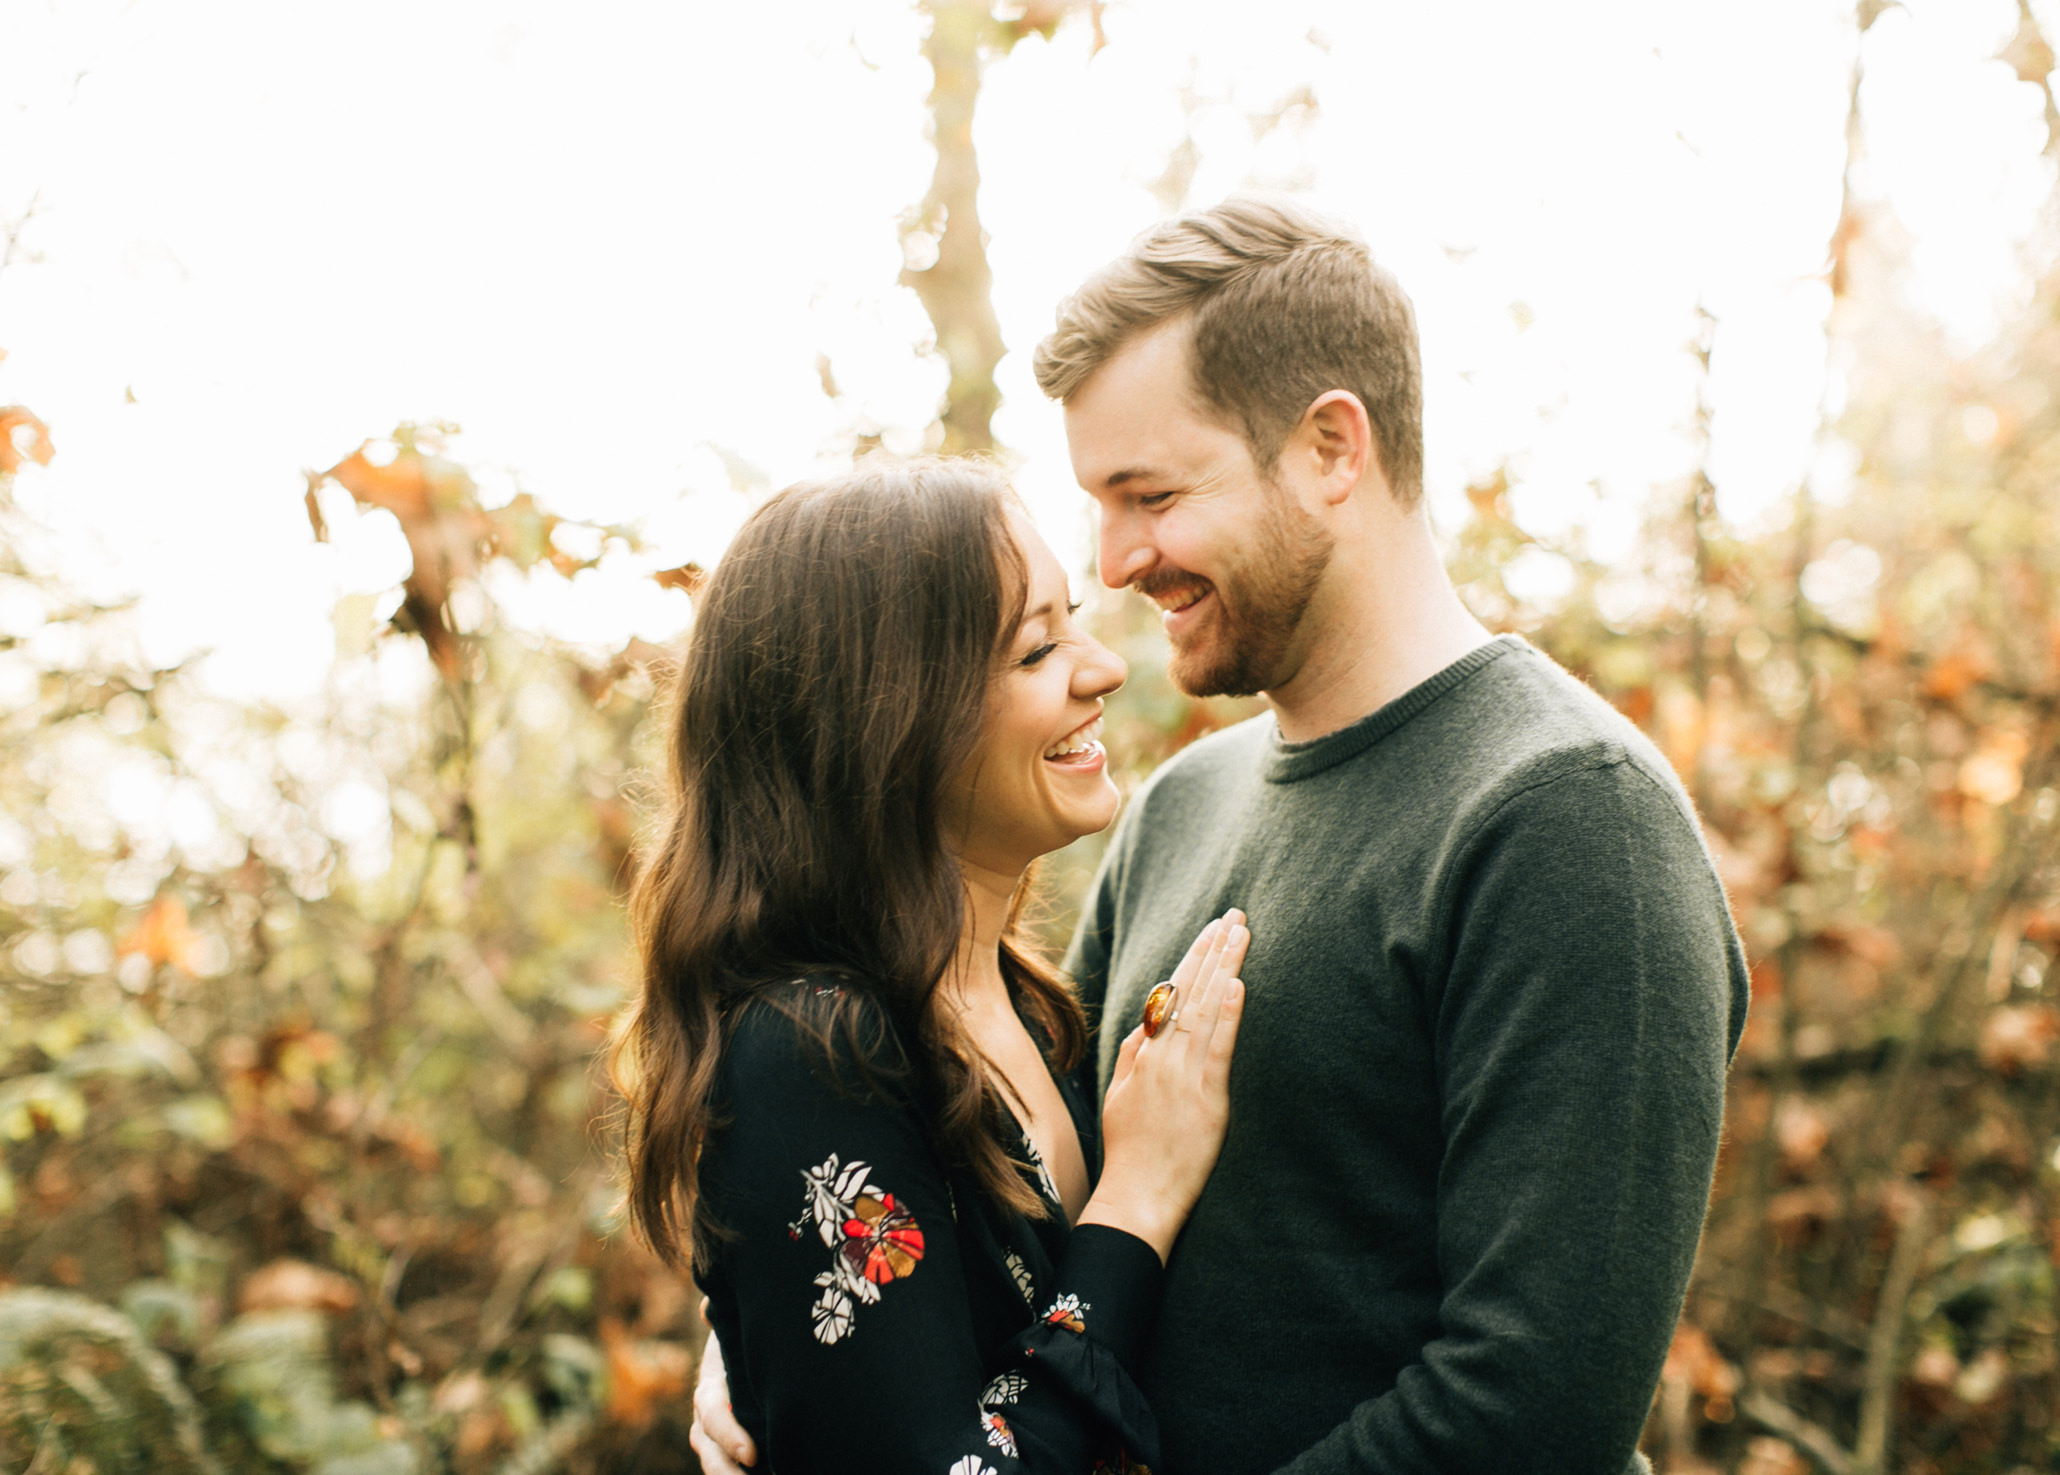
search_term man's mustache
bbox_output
[1132,569,1213,604]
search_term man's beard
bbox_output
[1137,487,1334,699]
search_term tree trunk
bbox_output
[904,0,1008,455]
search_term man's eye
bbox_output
[1137,491,1175,509]
[1021,641,1059,668]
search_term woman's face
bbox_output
[946,509,1128,878]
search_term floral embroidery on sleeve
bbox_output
[1040,1292,1088,1333]
[788,1153,925,1345]
[977,1371,1027,1457]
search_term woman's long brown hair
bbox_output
[612,457,1088,1271]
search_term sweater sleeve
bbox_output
[697,997,1164,1475]
[1275,756,1744,1475]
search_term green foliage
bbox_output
[0,429,695,1472]
[0,1286,221,1474]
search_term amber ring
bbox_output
[1141,980,1178,1038]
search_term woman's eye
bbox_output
[1020,641,1059,668]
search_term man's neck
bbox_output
[1264,509,1493,745]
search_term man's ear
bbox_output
[1296,390,1377,507]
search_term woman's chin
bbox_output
[1055,787,1122,847]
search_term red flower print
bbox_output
[839,1191,925,1286]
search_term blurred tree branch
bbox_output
[901,1,1101,453]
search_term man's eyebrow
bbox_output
[1100,466,1166,490]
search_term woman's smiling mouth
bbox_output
[1043,715,1105,766]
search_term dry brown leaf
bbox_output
[598,1316,693,1427]
[653,563,708,597]
[239,1257,360,1314]
[1663,1322,1740,1422]
[1979,1003,2060,1076]
[1775,1098,1831,1175]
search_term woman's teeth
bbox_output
[1043,716,1104,761]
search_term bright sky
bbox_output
[1,0,2053,698]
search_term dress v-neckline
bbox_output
[998,1046,1096,1225]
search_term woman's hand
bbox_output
[1076,908,1248,1263]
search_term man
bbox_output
[694,195,1748,1474]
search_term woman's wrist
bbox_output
[1076,1187,1181,1264]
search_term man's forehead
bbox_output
[1062,318,1241,491]
[1070,320,1197,414]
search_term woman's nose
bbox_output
[1077,634,1126,698]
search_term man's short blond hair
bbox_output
[1033,194,1424,506]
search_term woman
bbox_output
[612,457,1247,1474]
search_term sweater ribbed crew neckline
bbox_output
[1262,634,1524,784]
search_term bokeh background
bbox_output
[4,1,2059,1471]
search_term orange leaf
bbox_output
[1922,649,1989,702]
[1464,470,1510,523]
[653,563,708,597]
[0,406,55,474]
[117,895,203,972]
[598,1317,693,1426]
[1662,1322,1739,1421]
[323,445,433,521]
[1959,728,2029,807]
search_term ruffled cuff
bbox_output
[1008,1223,1164,1466]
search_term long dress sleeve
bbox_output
[695,994,1163,1475]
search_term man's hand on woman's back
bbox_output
[690,1302,759,1474]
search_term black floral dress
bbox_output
[694,981,1162,1474]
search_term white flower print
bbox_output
[1018,1130,1060,1204]
[810,1283,854,1345]
[791,1153,878,1248]
[946,1458,998,1475]
[1003,1250,1034,1306]
[1041,1292,1088,1333]
[981,1371,1027,1407]
[980,1409,1018,1459]
[791,1153,925,1345]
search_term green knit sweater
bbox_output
[1064,635,1748,1475]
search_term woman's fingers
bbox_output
[1111,1023,1144,1083]
[1202,976,1245,1089]
[1176,911,1246,1047]
[1166,916,1222,997]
